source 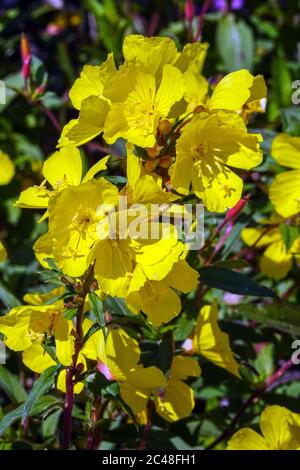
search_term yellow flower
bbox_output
[37,178,119,277]
[0,301,68,352]
[184,300,240,377]
[170,113,262,212]
[69,53,116,110]
[104,64,184,147]
[207,70,266,115]
[83,327,166,414]
[0,150,15,185]
[126,259,198,327]
[87,146,183,297]
[227,405,300,450]
[122,35,179,78]
[15,145,109,218]
[241,225,300,280]
[0,240,7,262]
[153,355,201,422]
[84,328,200,422]
[269,134,300,218]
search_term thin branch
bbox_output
[193,0,213,42]
[206,358,294,450]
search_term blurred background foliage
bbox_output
[0,0,300,450]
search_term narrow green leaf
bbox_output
[199,267,278,298]
[21,366,58,423]
[0,366,27,403]
[0,281,21,308]
[89,292,105,327]
[228,303,300,336]
[0,396,60,435]
[216,14,254,72]
[279,224,299,252]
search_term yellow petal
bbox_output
[175,42,208,74]
[82,156,110,183]
[57,368,84,395]
[170,356,201,380]
[154,379,195,422]
[247,75,267,103]
[15,185,49,209]
[0,307,32,351]
[123,35,178,78]
[43,145,82,188]
[260,405,300,450]
[241,227,280,248]
[22,343,56,373]
[209,69,254,111]
[33,232,54,269]
[126,279,181,327]
[227,428,269,450]
[69,54,116,110]
[271,134,300,169]
[67,96,110,147]
[0,150,15,185]
[164,260,199,293]
[269,170,300,218]
[155,64,184,116]
[0,240,7,262]
[119,383,150,415]
[193,300,240,377]
[260,241,292,280]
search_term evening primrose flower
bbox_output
[153,355,201,422]
[87,146,183,298]
[38,178,119,277]
[170,113,262,212]
[0,300,68,352]
[15,145,109,218]
[183,300,240,377]
[0,240,7,262]
[103,63,184,148]
[126,259,198,327]
[227,406,300,450]
[241,225,300,280]
[269,134,300,218]
[0,150,15,185]
[83,327,167,414]
[84,328,200,422]
[207,70,266,116]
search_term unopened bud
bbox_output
[147,146,161,159]
[20,33,31,82]
[158,156,174,169]
[185,0,195,23]
[144,159,159,171]
[158,119,172,135]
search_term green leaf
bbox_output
[89,292,105,327]
[281,107,300,137]
[0,281,21,308]
[103,296,135,317]
[279,224,299,252]
[21,366,58,423]
[0,396,60,436]
[216,13,254,72]
[86,371,111,396]
[199,267,278,298]
[228,303,300,336]
[0,366,27,403]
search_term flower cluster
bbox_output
[0,35,266,424]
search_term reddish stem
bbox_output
[63,368,75,450]
[207,359,294,450]
[193,0,213,42]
